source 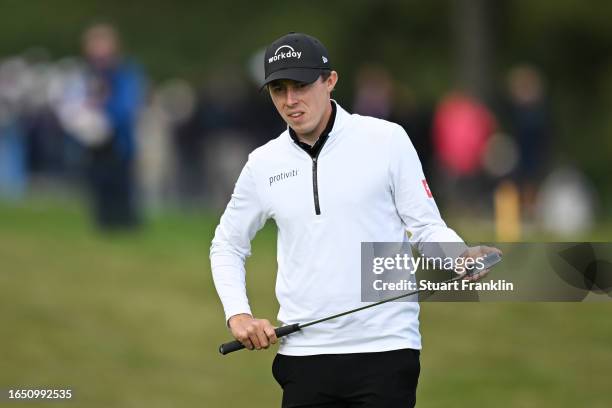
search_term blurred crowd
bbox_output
[0,23,285,229]
[0,23,597,236]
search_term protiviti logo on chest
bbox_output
[268,45,302,63]
[269,169,299,186]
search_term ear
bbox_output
[327,71,338,92]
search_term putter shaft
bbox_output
[219,252,502,355]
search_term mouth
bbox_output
[287,112,305,119]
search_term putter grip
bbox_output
[219,323,301,355]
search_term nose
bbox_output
[285,85,298,106]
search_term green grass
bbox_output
[1,200,611,407]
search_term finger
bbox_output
[483,245,503,256]
[256,328,269,349]
[260,319,277,345]
[250,334,262,350]
[467,271,478,281]
[264,325,278,344]
[234,330,253,350]
[481,245,494,254]
[247,327,262,350]
[240,337,254,350]
[256,321,272,348]
[471,268,490,281]
[232,328,253,350]
[466,245,481,258]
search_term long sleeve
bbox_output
[210,160,269,323]
[388,124,467,259]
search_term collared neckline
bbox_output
[289,101,337,158]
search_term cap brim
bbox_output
[261,68,322,89]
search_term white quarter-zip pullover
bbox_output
[211,102,465,355]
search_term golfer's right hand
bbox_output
[228,313,278,350]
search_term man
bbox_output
[211,32,500,407]
[58,23,144,229]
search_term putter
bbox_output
[219,251,502,355]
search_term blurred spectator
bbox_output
[136,78,193,211]
[57,23,145,229]
[0,58,28,199]
[390,82,435,176]
[20,50,72,181]
[353,64,433,172]
[173,67,283,209]
[537,166,596,237]
[432,91,497,207]
[353,64,393,119]
[0,117,26,200]
[171,84,210,207]
[199,70,256,208]
[505,64,551,218]
[245,47,286,147]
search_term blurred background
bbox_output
[1,0,610,407]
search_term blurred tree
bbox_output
[451,0,494,100]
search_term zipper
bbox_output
[312,157,320,215]
[291,101,336,216]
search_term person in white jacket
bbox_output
[211,32,500,408]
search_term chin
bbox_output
[289,121,306,131]
[296,125,316,136]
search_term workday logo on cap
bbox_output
[263,33,331,87]
[268,45,302,63]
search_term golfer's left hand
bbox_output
[459,245,503,282]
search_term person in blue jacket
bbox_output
[81,23,145,229]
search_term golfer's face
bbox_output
[269,74,335,138]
